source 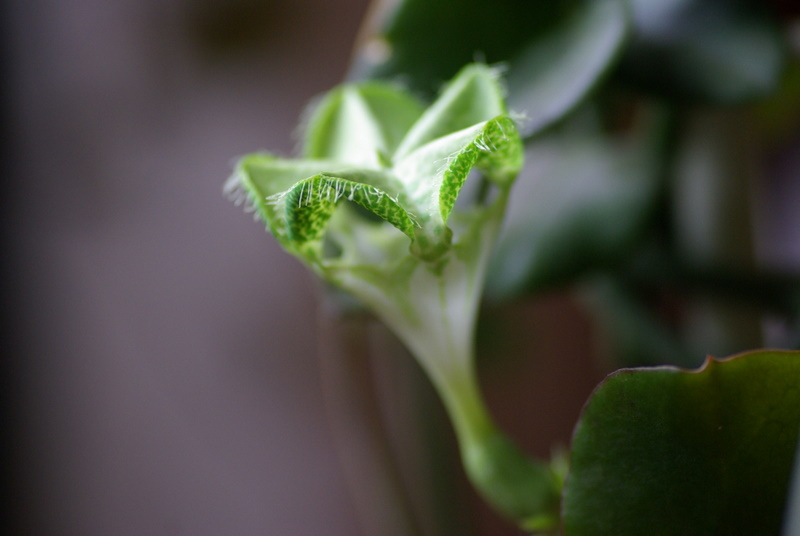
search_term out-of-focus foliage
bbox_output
[619,0,786,103]
[353,0,628,136]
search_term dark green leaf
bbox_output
[619,0,787,103]
[563,350,800,535]
[355,1,574,95]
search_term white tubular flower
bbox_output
[227,64,559,530]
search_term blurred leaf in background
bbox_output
[352,0,628,137]
[618,0,787,103]
[487,114,661,298]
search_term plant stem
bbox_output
[401,276,560,532]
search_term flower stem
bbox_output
[402,277,560,531]
[433,358,560,531]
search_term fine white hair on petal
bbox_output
[222,170,244,201]
[486,62,510,98]
[223,170,259,214]
[474,136,492,153]
[266,189,290,207]
[332,180,345,203]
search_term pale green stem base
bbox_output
[331,192,560,530]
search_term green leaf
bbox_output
[619,0,787,103]
[228,64,541,531]
[563,350,800,535]
[506,0,628,135]
[303,82,424,167]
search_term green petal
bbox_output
[395,115,522,229]
[228,154,354,243]
[303,82,424,166]
[282,173,417,259]
[394,64,507,161]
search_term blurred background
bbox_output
[4,1,800,535]
[6,0,373,534]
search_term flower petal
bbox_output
[394,64,507,161]
[229,154,354,244]
[394,115,522,230]
[282,172,418,260]
[303,82,424,167]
